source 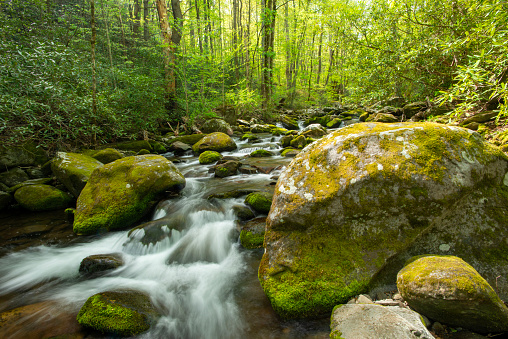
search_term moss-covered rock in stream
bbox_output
[73,155,185,235]
[300,124,327,138]
[77,290,158,336]
[290,135,307,149]
[14,184,72,211]
[250,149,274,157]
[0,167,29,187]
[397,255,508,334]
[214,160,241,178]
[241,132,259,142]
[0,143,48,169]
[200,118,233,135]
[90,148,124,164]
[199,150,222,164]
[244,191,273,214]
[259,122,508,320]
[51,152,104,198]
[192,132,237,154]
[279,115,299,130]
[79,253,124,275]
[366,113,398,123]
[240,217,266,249]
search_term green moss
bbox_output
[77,291,155,336]
[240,230,265,249]
[192,132,237,154]
[168,134,206,146]
[14,184,72,211]
[245,192,273,214]
[199,151,222,164]
[250,149,274,157]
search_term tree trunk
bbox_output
[317,32,323,85]
[171,0,183,45]
[143,0,149,41]
[261,0,276,108]
[133,0,141,37]
[195,0,203,54]
[155,0,176,102]
[91,0,97,144]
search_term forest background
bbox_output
[0,0,506,150]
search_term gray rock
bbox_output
[201,118,234,135]
[0,144,48,169]
[0,168,29,187]
[214,160,241,178]
[169,141,192,155]
[330,304,434,339]
[300,124,327,138]
[14,184,72,212]
[79,253,124,275]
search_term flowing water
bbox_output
[0,132,330,339]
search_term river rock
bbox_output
[0,143,48,169]
[127,215,187,246]
[77,290,158,336]
[199,150,222,164]
[0,191,13,210]
[250,149,274,157]
[215,160,241,178]
[201,118,233,135]
[327,118,342,128]
[330,304,434,339]
[290,135,307,149]
[403,101,427,118]
[90,148,124,164]
[259,122,508,319]
[397,255,508,334]
[251,124,272,133]
[0,167,29,187]
[460,111,498,126]
[280,115,299,130]
[300,124,327,138]
[51,152,103,198]
[73,155,185,235]
[14,184,72,211]
[367,112,399,123]
[192,132,237,154]
[232,204,255,221]
[79,253,124,275]
[240,217,266,249]
[169,141,192,155]
[244,191,273,214]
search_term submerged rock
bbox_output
[259,122,508,319]
[397,255,508,334]
[51,152,103,198]
[79,253,124,275]
[14,184,72,211]
[73,155,185,235]
[77,290,158,336]
[330,304,434,339]
[192,132,237,154]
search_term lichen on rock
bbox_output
[259,122,508,319]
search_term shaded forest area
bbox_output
[1,0,507,150]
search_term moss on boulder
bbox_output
[250,149,274,157]
[14,184,72,211]
[51,152,104,198]
[90,148,124,164]
[214,160,241,178]
[239,217,266,249]
[244,191,273,214]
[397,255,508,333]
[200,118,233,135]
[199,151,222,164]
[73,155,185,235]
[192,132,237,154]
[0,143,48,169]
[77,290,158,336]
[260,122,508,319]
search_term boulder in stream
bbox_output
[259,122,508,319]
[14,184,72,212]
[73,155,185,235]
[51,152,103,198]
[192,132,237,154]
[0,167,29,187]
[77,290,159,336]
[199,150,222,164]
[89,147,124,164]
[79,253,124,275]
[244,191,273,214]
[397,255,508,334]
[200,118,234,135]
[240,217,266,249]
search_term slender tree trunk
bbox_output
[117,6,128,55]
[91,0,97,144]
[156,0,176,102]
[245,0,251,87]
[100,0,116,89]
[195,0,203,54]
[284,2,291,91]
[143,0,149,41]
[133,0,141,37]
[189,0,195,49]
[325,48,334,87]
[317,32,323,85]
[261,0,276,108]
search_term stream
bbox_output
[0,131,331,338]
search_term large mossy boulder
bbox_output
[73,155,185,235]
[259,122,508,319]
[77,290,158,336]
[199,150,222,164]
[14,184,72,212]
[51,152,104,198]
[200,118,234,135]
[244,191,273,214]
[192,132,237,154]
[280,115,299,130]
[397,255,508,334]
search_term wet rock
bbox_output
[169,141,192,155]
[201,118,234,135]
[215,160,241,178]
[251,124,272,133]
[14,184,72,212]
[260,122,508,319]
[460,111,498,126]
[199,151,222,164]
[367,112,399,123]
[250,149,274,157]
[90,148,124,164]
[290,135,307,149]
[330,304,434,339]
[137,149,151,155]
[326,118,342,128]
[0,143,48,169]
[8,177,52,193]
[0,167,29,187]
[240,217,266,249]
[244,191,272,214]
[79,253,124,275]
[239,165,259,174]
[271,127,288,136]
[241,132,260,142]
[232,204,255,221]
[77,290,159,336]
[281,148,300,157]
[51,152,103,198]
[280,135,293,148]
[397,255,508,334]
[127,216,187,246]
[73,155,185,235]
[279,115,299,130]
[207,189,259,200]
[192,132,237,154]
